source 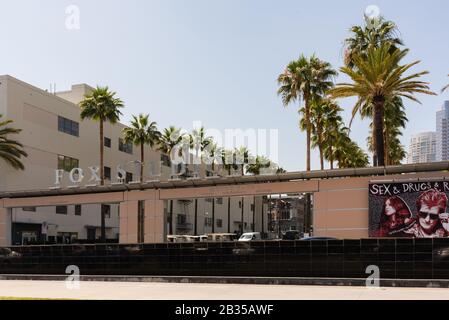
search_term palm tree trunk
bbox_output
[373,97,385,167]
[329,140,334,170]
[319,146,324,171]
[227,197,231,233]
[212,198,215,233]
[240,197,244,235]
[316,124,324,170]
[101,205,106,243]
[100,120,104,185]
[169,200,173,235]
[140,144,144,182]
[305,98,311,172]
[194,199,198,235]
[384,124,389,166]
[99,121,105,242]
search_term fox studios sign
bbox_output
[53,160,193,187]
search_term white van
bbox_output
[238,232,261,242]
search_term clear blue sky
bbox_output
[0,0,448,171]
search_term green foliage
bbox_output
[0,115,27,170]
[123,114,161,148]
[79,86,124,123]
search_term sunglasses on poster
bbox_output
[418,211,440,220]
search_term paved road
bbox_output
[1,280,449,300]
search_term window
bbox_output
[216,198,223,205]
[104,166,111,180]
[104,137,111,148]
[216,219,223,228]
[56,206,68,215]
[58,155,79,172]
[126,172,133,183]
[177,214,187,225]
[22,207,36,212]
[75,205,82,216]
[101,204,111,219]
[118,138,133,154]
[161,154,171,167]
[58,116,79,137]
[205,217,213,227]
[205,198,213,203]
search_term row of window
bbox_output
[23,205,112,218]
[175,214,224,228]
[205,198,224,204]
[57,116,133,154]
[204,217,223,228]
[204,198,255,211]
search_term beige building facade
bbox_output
[0,76,277,244]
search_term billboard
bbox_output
[369,180,449,238]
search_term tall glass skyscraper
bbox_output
[436,101,449,161]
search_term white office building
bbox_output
[407,132,437,164]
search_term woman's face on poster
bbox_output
[384,199,396,216]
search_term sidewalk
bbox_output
[1,280,449,300]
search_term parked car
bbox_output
[207,233,238,242]
[282,230,301,240]
[0,248,22,264]
[238,232,261,242]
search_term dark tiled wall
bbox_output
[2,239,449,279]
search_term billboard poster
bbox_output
[369,180,449,238]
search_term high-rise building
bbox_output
[436,101,449,161]
[407,132,437,164]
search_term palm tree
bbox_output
[366,97,408,165]
[190,128,212,235]
[344,17,403,68]
[79,86,124,185]
[221,149,237,175]
[158,126,184,236]
[189,127,212,169]
[123,114,161,182]
[234,146,251,175]
[158,126,183,156]
[302,98,342,170]
[330,44,435,167]
[0,115,27,170]
[278,55,337,171]
[322,103,344,170]
[276,167,287,174]
[246,155,272,175]
[332,127,369,168]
